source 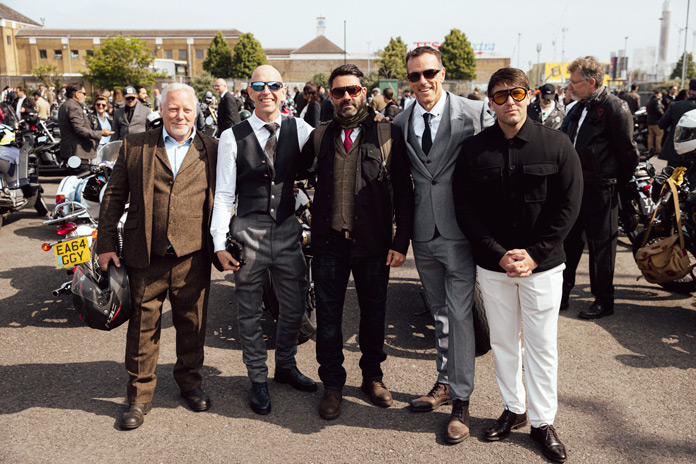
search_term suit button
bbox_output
[426,160,431,164]
[271,195,275,199]
[262,160,266,164]
[264,174,269,177]
[432,180,437,185]
[270,208,275,212]
[510,165,516,170]
[169,181,173,185]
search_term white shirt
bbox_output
[97,113,112,146]
[16,97,25,117]
[210,112,313,251]
[574,106,588,146]
[412,92,447,151]
[162,126,196,178]
[340,127,361,143]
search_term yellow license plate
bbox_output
[53,237,91,269]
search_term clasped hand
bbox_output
[498,249,537,278]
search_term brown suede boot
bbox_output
[319,389,342,420]
[446,399,470,444]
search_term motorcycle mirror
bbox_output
[67,156,82,169]
[205,116,213,125]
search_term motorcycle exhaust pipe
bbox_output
[52,281,72,296]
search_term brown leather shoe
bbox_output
[446,399,470,444]
[409,382,451,412]
[360,379,393,408]
[319,389,342,420]
[119,403,152,430]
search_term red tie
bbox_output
[344,129,353,152]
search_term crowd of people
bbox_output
[7,47,658,463]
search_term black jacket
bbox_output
[303,101,321,128]
[658,96,696,164]
[567,86,639,185]
[454,118,583,273]
[646,95,665,125]
[299,108,414,258]
[217,92,242,133]
[527,100,565,131]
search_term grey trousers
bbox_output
[412,236,476,401]
[231,213,307,383]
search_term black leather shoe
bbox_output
[559,300,569,311]
[484,409,528,441]
[530,424,567,463]
[250,382,271,415]
[181,387,211,412]
[274,366,318,392]
[119,403,152,430]
[578,302,614,319]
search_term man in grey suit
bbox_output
[112,86,152,141]
[393,46,493,444]
[57,83,113,161]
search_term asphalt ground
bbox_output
[0,174,694,464]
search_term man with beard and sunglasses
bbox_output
[393,46,493,444]
[454,67,582,463]
[211,65,317,416]
[298,64,414,420]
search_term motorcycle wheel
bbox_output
[262,271,316,345]
[632,229,696,294]
[472,282,491,356]
[34,192,49,217]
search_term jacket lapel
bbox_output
[398,103,432,180]
[142,128,162,255]
[176,134,204,178]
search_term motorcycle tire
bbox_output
[472,282,491,356]
[34,192,49,217]
[262,271,316,345]
[632,229,696,294]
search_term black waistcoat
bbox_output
[232,117,299,223]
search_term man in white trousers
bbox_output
[453,67,582,463]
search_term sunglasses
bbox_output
[250,81,283,92]
[491,87,529,105]
[125,96,136,101]
[330,85,362,99]
[95,103,107,108]
[406,68,442,83]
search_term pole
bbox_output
[517,33,521,68]
[682,0,691,85]
[344,21,347,65]
[561,27,567,83]
[625,36,629,86]
[536,43,542,86]
[367,41,371,75]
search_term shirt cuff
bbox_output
[212,235,227,253]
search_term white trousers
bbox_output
[477,264,564,427]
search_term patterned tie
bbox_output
[422,112,433,155]
[264,123,279,168]
[344,128,354,152]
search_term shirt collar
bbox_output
[162,125,196,146]
[248,111,282,132]
[414,91,447,118]
[493,115,533,143]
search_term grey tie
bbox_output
[422,112,433,155]
[264,122,279,169]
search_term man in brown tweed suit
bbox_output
[97,83,219,430]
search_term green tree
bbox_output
[203,31,234,78]
[378,37,407,80]
[231,33,267,79]
[363,72,379,93]
[671,52,696,80]
[190,71,216,101]
[439,29,477,81]
[83,35,164,90]
[311,72,329,89]
[31,64,62,89]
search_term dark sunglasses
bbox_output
[406,68,442,83]
[491,87,528,105]
[250,81,283,92]
[125,96,136,101]
[330,85,362,99]
[95,103,107,108]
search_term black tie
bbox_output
[422,112,433,155]
[264,123,279,167]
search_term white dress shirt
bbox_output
[412,92,447,151]
[210,112,313,252]
[162,126,196,178]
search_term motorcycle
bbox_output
[618,158,658,246]
[0,124,48,231]
[632,108,649,158]
[17,112,78,177]
[260,181,316,344]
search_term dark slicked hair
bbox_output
[406,46,443,68]
[488,67,531,94]
[567,56,605,89]
[65,82,83,98]
[329,64,365,88]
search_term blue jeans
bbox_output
[313,232,389,390]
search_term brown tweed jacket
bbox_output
[97,127,221,270]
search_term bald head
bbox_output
[248,65,286,123]
[214,78,227,96]
[250,65,282,83]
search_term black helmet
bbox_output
[239,109,252,121]
[146,111,163,131]
[72,262,132,330]
[204,90,214,103]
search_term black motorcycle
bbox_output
[619,158,658,247]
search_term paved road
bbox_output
[0,176,694,463]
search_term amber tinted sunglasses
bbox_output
[331,85,362,99]
[491,87,528,105]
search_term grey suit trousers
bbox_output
[231,213,307,383]
[412,235,476,401]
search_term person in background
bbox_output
[646,89,665,155]
[89,95,113,148]
[112,86,152,141]
[301,82,321,128]
[33,91,51,120]
[113,88,125,111]
[58,83,113,161]
[382,87,401,119]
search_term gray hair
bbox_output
[161,83,198,107]
[567,56,605,89]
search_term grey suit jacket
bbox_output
[112,103,151,141]
[394,92,493,241]
[57,98,102,160]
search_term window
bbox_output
[86,50,94,57]
[164,49,172,59]
[71,50,79,59]
[151,49,156,56]
[178,49,187,60]
[39,49,47,59]
[196,49,204,60]
[6,36,10,45]
[54,50,62,59]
